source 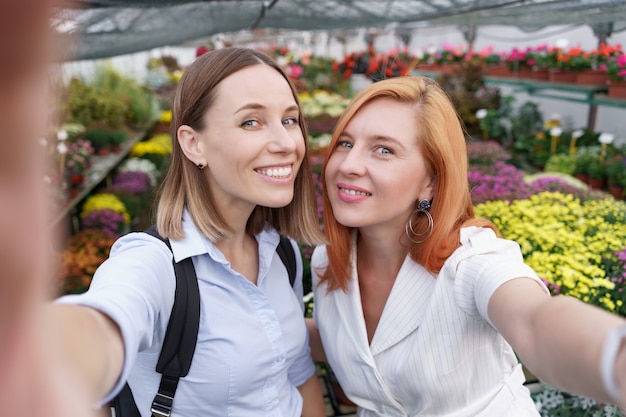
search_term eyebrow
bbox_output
[234,103,299,114]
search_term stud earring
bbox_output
[197,163,204,169]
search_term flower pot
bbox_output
[607,81,626,99]
[439,63,460,74]
[587,177,606,190]
[416,63,442,72]
[574,173,590,184]
[96,146,111,156]
[486,65,512,77]
[528,68,550,81]
[608,184,625,200]
[576,70,609,86]
[514,67,534,79]
[549,70,577,84]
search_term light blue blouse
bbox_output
[58,211,315,417]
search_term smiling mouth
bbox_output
[339,187,371,196]
[256,166,293,179]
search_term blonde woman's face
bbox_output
[325,98,434,234]
[197,65,305,217]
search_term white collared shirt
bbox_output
[58,211,315,417]
[312,227,546,416]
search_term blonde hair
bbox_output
[320,76,496,291]
[156,47,325,246]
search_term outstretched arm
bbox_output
[489,277,626,407]
[44,304,125,404]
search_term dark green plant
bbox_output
[606,155,626,186]
[509,101,545,169]
[84,127,114,150]
[574,149,597,175]
[109,130,128,146]
[586,156,606,180]
[478,95,516,145]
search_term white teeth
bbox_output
[257,166,292,178]
[340,187,369,196]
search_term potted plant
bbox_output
[605,155,626,199]
[543,152,577,176]
[109,129,128,153]
[585,155,606,190]
[84,127,114,156]
[605,53,626,98]
[573,148,596,184]
[64,138,94,196]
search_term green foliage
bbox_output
[544,153,577,176]
[84,127,127,150]
[64,65,154,129]
[586,156,606,180]
[84,127,113,149]
[109,129,128,146]
[606,155,626,186]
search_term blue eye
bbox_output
[241,120,259,128]
[336,140,353,149]
[283,117,299,126]
[376,146,393,154]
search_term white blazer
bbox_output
[312,227,547,416]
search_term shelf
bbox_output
[412,70,626,130]
[52,129,149,227]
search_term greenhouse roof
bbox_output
[55,0,626,60]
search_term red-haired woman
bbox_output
[308,76,626,416]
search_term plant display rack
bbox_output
[52,129,148,231]
[415,70,626,131]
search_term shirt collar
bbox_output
[168,210,281,265]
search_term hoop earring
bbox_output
[405,199,433,244]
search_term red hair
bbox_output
[319,76,496,292]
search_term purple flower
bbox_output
[112,170,151,195]
[528,176,591,200]
[469,161,531,204]
[81,209,125,237]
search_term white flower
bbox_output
[118,157,160,186]
[598,133,615,144]
[475,109,488,119]
[57,142,68,154]
[571,129,584,139]
[57,130,68,141]
[550,127,563,137]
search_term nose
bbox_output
[336,145,366,176]
[267,122,300,154]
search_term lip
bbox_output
[336,182,371,203]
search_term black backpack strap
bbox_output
[276,235,297,287]
[145,225,201,417]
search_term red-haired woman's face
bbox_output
[325,98,434,234]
